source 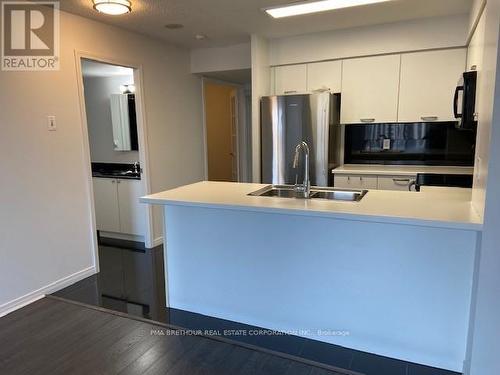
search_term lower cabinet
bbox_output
[377,176,415,191]
[334,173,417,191]
[93,178,145,236]
[334,175,378,189]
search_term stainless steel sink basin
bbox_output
[249,185,367,202]
[310,189,366,202]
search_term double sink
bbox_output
[249,185,367,202]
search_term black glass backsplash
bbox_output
[344,122,476,166]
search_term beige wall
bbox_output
[0,11,204,313]
[250,35,271,182]
[269,15,469,66]
[204,82,235,181]
[465,0,500,374]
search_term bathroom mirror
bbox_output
[110,93,138,151]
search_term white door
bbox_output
[274,65,307,95]
[307,60,342,93]
[93,178,120,233]
[117,179,145,236]
[398,49,466,122]
[341,55,401,124]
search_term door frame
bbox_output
[201,77,244,182]
[74,50,155,272]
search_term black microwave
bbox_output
[454,71,477,130]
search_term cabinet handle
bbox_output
[284,90,297,94]
[392,178,411,185]
[117,180,121,184]
[360,118,375,123]
[112,180,116,184]
[421,116,438,121]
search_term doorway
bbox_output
[204,81,239,182]
[76,55,154,275]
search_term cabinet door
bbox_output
[398,49,466,122]
[334,174,377,189]
[377,176,416,191]
[341,55,401,124]
[274,64,307,95]
[93,178,120,233]
[307,60,342,93]
[117,179,145,236]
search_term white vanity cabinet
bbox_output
[93,178,120,233]
[274,64,308,95]
[93,178,145,236]
[307,60,342,92]
[398,49,466,123]
[340,54,401,124]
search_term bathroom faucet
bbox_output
[293,141,311,198]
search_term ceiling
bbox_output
[82,59,134,77]
[61,0,472,49]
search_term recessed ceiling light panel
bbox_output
[264,0,392,18]
[93,0,132,16]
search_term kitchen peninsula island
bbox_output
[141,181,482,373]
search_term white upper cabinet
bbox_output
[307,60,342,93]
[274,64,307,95]
[341,55,401,124]
[398,49,466,123]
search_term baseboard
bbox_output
[100,231,144,243]
[153,236,163,247]
[0,266,97,318]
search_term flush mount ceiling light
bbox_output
[264,0,392,18]
[93,0,132,15]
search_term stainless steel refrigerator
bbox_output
[260,92,340,187]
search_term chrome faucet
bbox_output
[293,141,311,198]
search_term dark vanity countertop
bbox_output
[91,162,141,180]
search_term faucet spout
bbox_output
[293,141,311,198]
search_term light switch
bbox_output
[47,115,56,131]
[383,139,391,150]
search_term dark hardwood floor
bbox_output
[0,297,358,375]
[51,240,461,375]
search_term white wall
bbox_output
[466,0,500,373]
[250,35,271,182]
[191,43,251,73]
[468,0,487,37]
[269,15,469,66]
[83,75,139,163]
[0,11,205,314]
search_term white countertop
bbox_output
[332,164,474,176]
[141,181,482,231]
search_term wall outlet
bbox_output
[383,139,391,150]
[47,116,56,131]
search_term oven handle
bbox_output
[454,85,463,119]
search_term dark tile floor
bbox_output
[53,238,461,375]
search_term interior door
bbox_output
[204,82,237,182]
